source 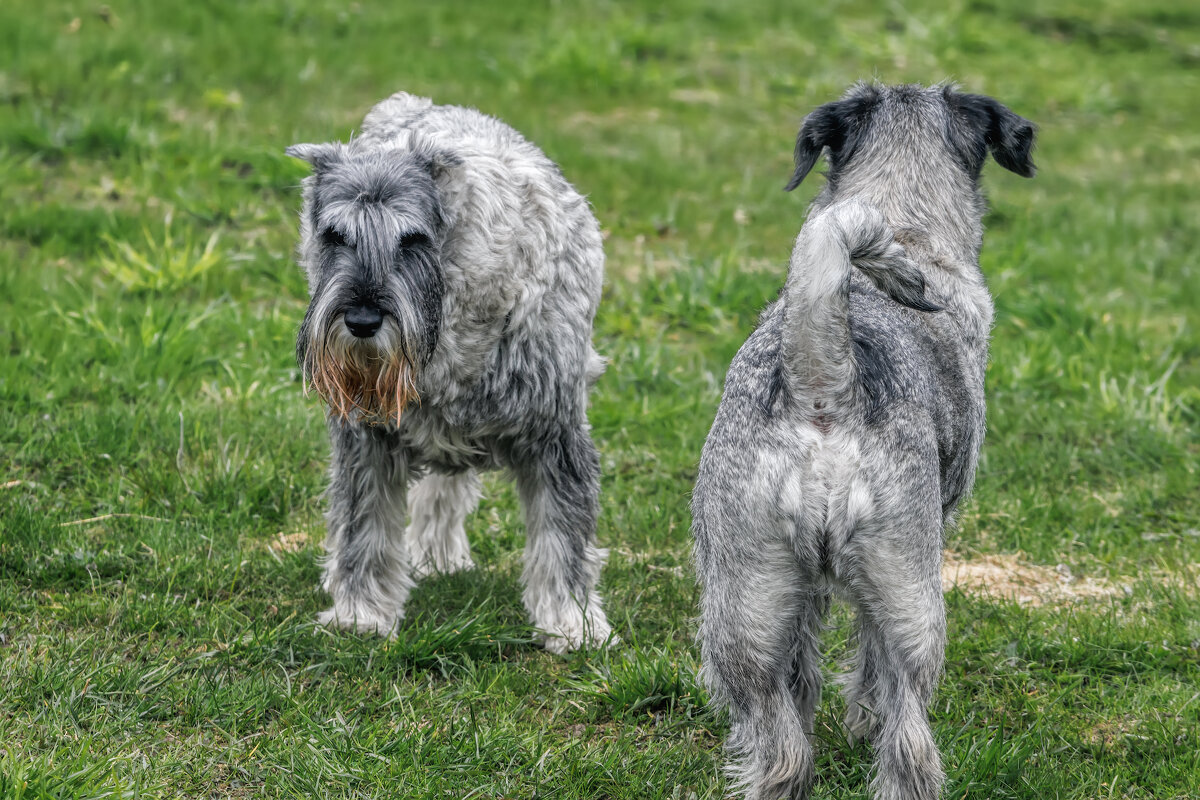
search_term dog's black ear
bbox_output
[953,92,1037,178]
[785,104,840,191]
[285,142,346,172]
[785,88,880,192]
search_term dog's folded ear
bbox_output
[388,136,466,188]
[408,145,464,181]
[785,87,881,192]
[286,142,347,172]
[953,93,1037,178]
[785,104,841,192]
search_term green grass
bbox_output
[1,0,1197,797]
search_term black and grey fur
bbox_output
[288,92,614,654]
[691,83,1036,799]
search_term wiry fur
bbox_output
[289,92,614,653]
[692,83,1036,800]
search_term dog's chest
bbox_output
[392,407,498,472]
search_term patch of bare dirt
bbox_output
[270,530,312,553]
[941,552,1126,606]
[1082,715,1142,747]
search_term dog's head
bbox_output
[287,140,459,425]
[785,83,1037,193]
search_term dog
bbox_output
[287,92,614,654]
[691,83,1036,799]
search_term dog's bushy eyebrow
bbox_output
[308,155,447,258]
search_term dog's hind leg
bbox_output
[842,614,885,744]
[404,470,482,578]
[843,507,946,800]
[513,425,613,654]
[317,421,414,637]
[697,531,820,800]
[789,588,830,738]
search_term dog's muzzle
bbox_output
[344,305,384,339]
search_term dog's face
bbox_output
[288,142,451,425]
[785,83,1037,192]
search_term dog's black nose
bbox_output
[344,305,383,339]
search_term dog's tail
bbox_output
[781,200,942,405]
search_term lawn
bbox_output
[1,0,1197,797]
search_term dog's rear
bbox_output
[693,84,1035,800]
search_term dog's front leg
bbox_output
[514,426,614,654]
[404,470,482,578]
[317,419,414,637]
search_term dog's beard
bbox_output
[302,318,420,426]
[296,236,444,427]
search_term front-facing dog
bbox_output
[287,92,613,654]
[692,84,1036,799]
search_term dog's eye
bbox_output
[398,232,430,250]
[322,228,348,248]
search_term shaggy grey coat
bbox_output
[692,83,1036,800]
[288,93,613,654]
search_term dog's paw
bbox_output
[844,701,877,744]
[403,515,475,580]
[407,549,476,580]
[316,603,402,638]
[537,607,618,655]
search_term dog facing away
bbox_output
[287,93,613,654]
[691,84,1036,799]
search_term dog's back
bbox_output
[695,199,980,559]
[359,92,572,194]
[784,199,985,519]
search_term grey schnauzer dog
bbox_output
[287,92,614,654]
[692,83,1035,800]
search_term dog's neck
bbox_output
[814,179,983,263]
